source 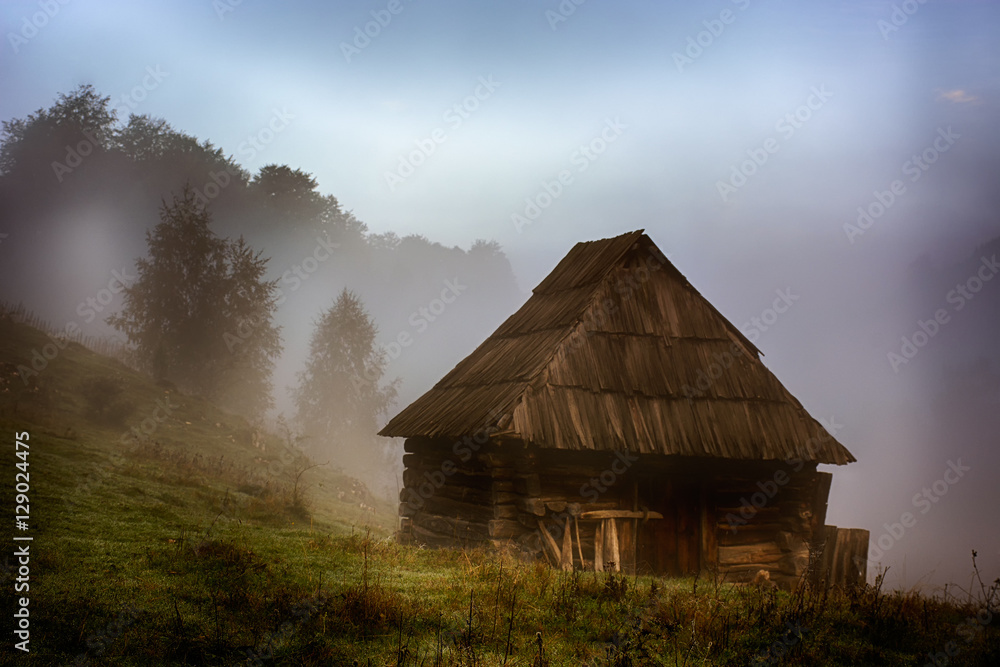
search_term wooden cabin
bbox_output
[379,230,868,589]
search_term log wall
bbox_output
[398,439,837,589]
[398,437,523,549]
[711,465,830,588]
[398,439,638,567]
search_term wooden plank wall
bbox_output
[636,476,704,576]
[816,525,869,588]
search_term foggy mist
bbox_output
[2,0,998,594]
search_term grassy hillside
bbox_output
[1,316,997,665]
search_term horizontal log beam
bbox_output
[489,519,524,540]
[579,510,663,520]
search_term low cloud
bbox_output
[937,89,978,104]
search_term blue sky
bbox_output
[3,0,1000,589]
[4,0,997,282]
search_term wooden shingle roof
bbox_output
[379,231,855,465]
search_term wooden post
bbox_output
[632,479,639,576]
[574,517,584,568]
[537,518,561,566]
[594,522,604,572]
[605,519,620,572]
[699,480,717,572]
[560,516,573,571]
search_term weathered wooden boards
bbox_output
[536,517,561,565]
[399,440,846,590]
[594,521,604,572]
[603,518,620,572]
[383,232,862,593]
[398,438,520,548]
[815,525,869,588]
[535,514,633,573]
[398,440,654,562]
[711,467,830,588]
[560,516,573,570]
[379,232,856,469]
[580,510,663,520]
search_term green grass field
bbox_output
[1,316,997,665]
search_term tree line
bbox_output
[0,85,518,467]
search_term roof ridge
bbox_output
[524,230,650,385]
[532,229,645,294]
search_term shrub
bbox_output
[81,375,135,425]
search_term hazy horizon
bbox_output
[2,0,998,592]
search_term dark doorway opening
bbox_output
[637,477,703,576]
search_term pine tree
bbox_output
[294,289,397,469]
